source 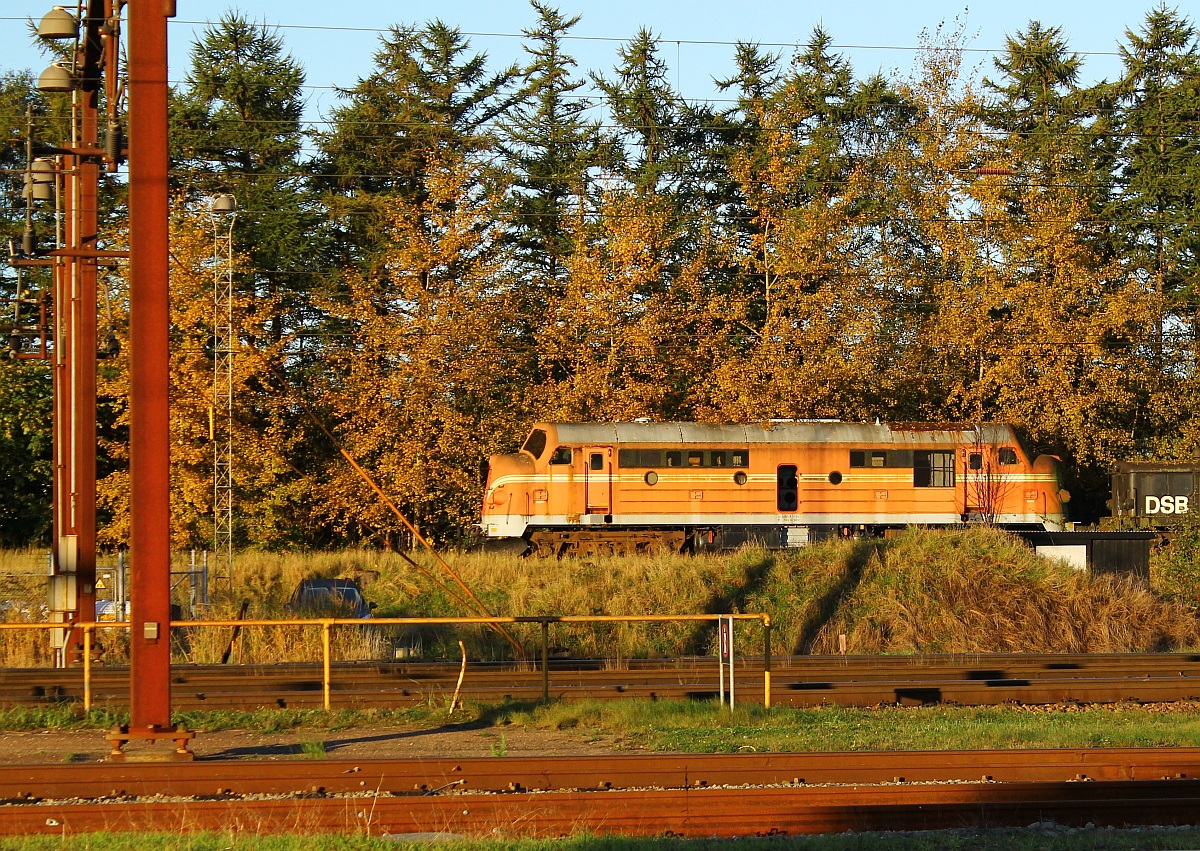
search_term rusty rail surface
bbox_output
[3,750,1200,837]
[3,653,1200,710]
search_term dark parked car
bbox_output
[284,578,375,619]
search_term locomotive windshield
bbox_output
[522,428,548,460]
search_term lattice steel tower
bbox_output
[211,195,236,593]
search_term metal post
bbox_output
[763,615,772,709]
[73,2,102,639]
[116,549,125,619]
[541,619,549,704]
[322,621,331,710]
[720,614,729,705]
[717,616,725,707]
[83,624,92,710]
[201,550,209,606]
[127,0,174,735]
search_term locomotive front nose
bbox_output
[481,451,535,533]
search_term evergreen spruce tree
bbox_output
[500,2,604,288]
[0,74,71,546]
[1113,6,1200,309]
[314,20,520,273]
[592,28,699,197]
[170,12,319,344]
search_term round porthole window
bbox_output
[645,471,659,485]
[829,471,843,485]
[734,471,748,486]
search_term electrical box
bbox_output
[48,573,77,612]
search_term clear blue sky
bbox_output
[0,0,1179,123]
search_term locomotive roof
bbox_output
[542,422,1020,446]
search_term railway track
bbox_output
[3,653,1200,710]
[3,749,1200,837]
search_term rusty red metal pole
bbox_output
[63,0,104,657]
[51,159,72,629]
[126,0,173,732]
[74,0,102,634]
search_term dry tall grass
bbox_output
[805,527,1200,654]
[0,548,52,667]
[2,528,1197,666]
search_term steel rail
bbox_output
[4,773,1200,837]
[2,748,1199,802]
[4,654,1200,710]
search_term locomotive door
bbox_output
[584,447,613,515]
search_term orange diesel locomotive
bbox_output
[481,421,1068,556]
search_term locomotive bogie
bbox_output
[481,422,1068,555]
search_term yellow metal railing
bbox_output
[0,613,773,711]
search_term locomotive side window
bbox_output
[522,429,548,460]
[549,446,573,465]
[851,450,913,468]
[998,447,1019,465]
[618,449,660,467]
[969,453,983,471]
[590,453,604,471]
[617,448,750,468]
[914,451,955,487]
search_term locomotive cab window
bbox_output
[730,451,749,468]
[590,453,605,471]
[522,429,548,460]
[711,451,726,467]
[665,451,682,467]
[688,451,703,467]
[998,447,1019,466]
[549,446,573,465]
[914,451,955,488]
[969,452,983,471]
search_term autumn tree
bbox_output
[314,148,525,544]
[700,29,920,422]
